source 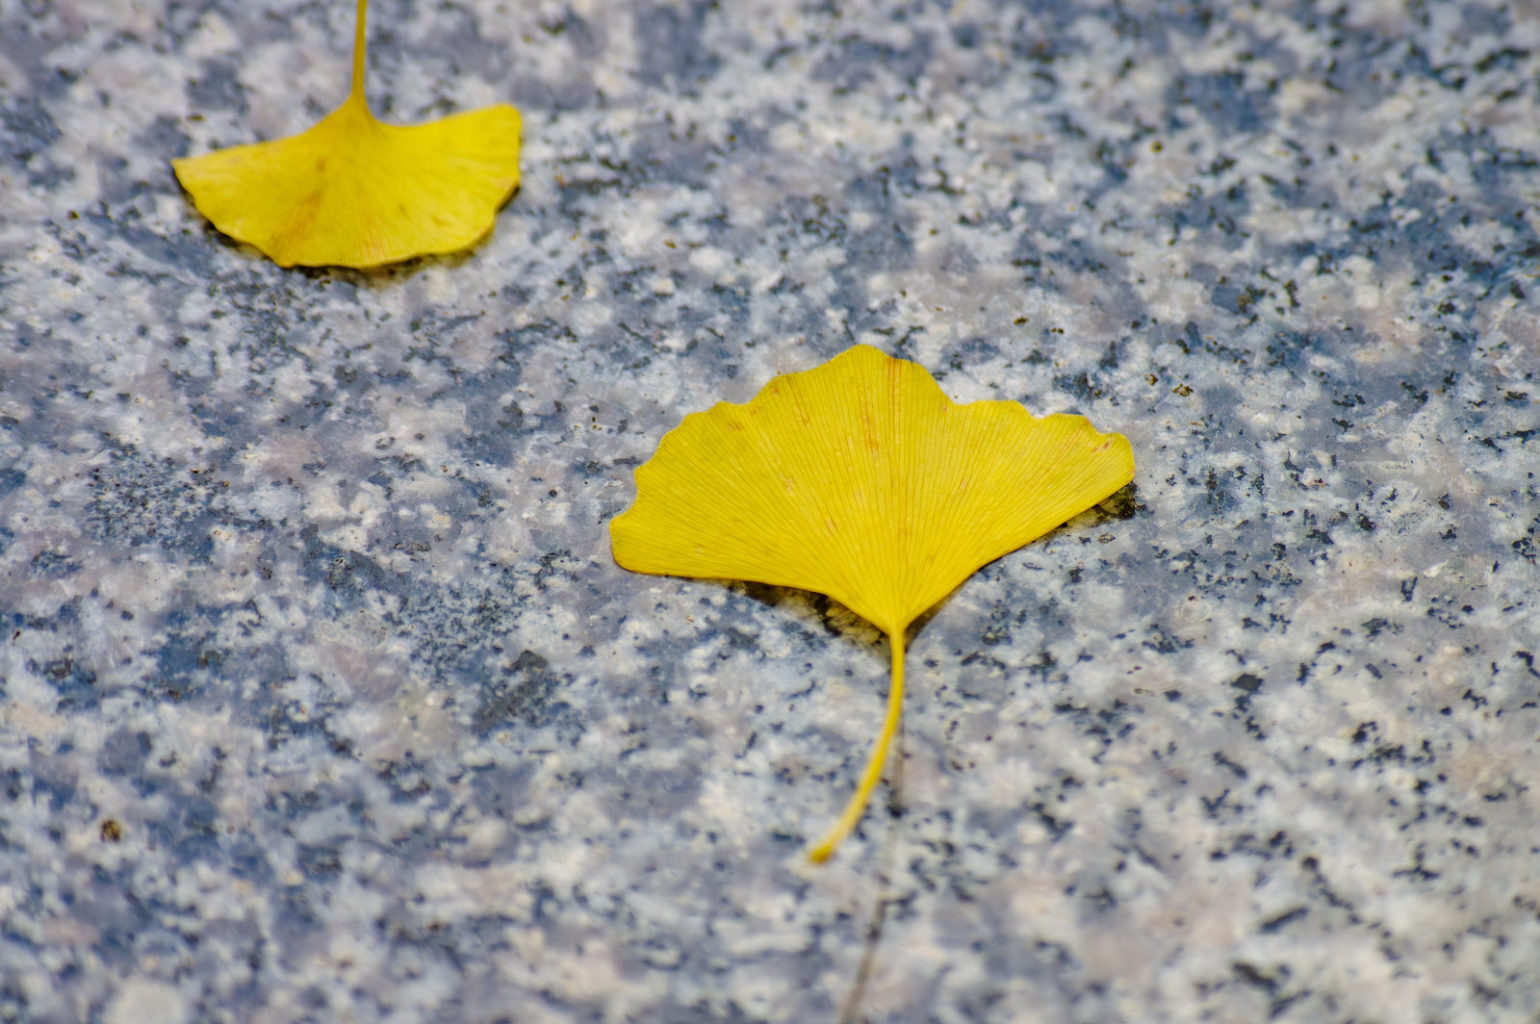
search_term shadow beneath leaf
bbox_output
[837,719,907,1024]
[1098,480,1144,520]
[735,581,950,651]
[183,183,521,282]
[737,582,882,647]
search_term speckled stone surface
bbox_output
[2,1,1538,1021]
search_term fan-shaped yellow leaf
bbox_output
[172,0,521,268]
[611,345,1135,861]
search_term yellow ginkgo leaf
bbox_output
[172,0,521,268]
[611,345,1136,861]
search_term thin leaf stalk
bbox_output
[809,629,905,862]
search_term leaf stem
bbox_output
[350,0,369,100]
[809,629,905,863]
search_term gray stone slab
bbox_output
[1,1,1537,1022]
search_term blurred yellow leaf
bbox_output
[173,0,521,268]
[611,345,1135,861]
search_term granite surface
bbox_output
[3,0,1539,1021]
